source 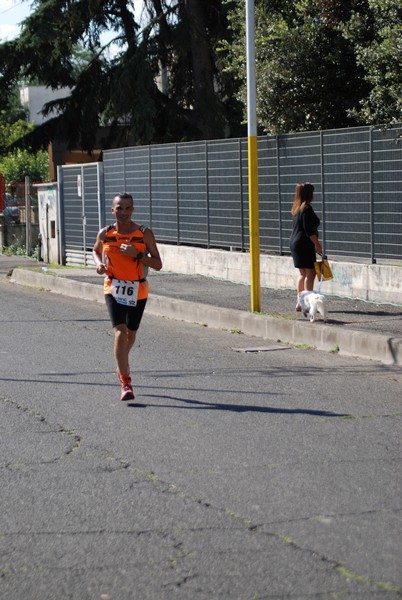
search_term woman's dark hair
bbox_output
[291,182,314,215]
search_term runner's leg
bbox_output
[114,324,134,376]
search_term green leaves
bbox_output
[0,0,243,151]
[0,148,49,182]
[223,0,401,133]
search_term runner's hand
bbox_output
[96,263,107,275]
[119,243,134,256]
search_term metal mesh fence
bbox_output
[0,179,39,253]
[84,123,402,263]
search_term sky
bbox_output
[0,0,31,41]
[0,0,144,42]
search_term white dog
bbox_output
[299,291,327,322]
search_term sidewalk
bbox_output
[2,255,402,366]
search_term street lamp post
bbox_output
[246,0,261,312]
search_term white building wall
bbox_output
[20,85,71,125]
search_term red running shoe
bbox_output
[120,383,135,401]
[117,372,134,401]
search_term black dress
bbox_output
[289,205,320,269]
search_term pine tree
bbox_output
[0,0,244,151]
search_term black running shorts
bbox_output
[105,295,147,331]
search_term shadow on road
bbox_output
[130,393,351,417]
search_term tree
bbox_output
[0,148,50,183]
[0,88,28,125]
[220,0,401,134]
[341,0,402,124]
[0,117,50,182]
[0,89,50,183]
[0,119,32,156]
[0,0,244,152]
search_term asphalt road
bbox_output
[1,281,401,600]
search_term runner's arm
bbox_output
[92,229,107,275]
[142,228,162,271]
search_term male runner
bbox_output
[92,192,162,401]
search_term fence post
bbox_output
[123,147,127,191]
[205,141,210,248]
[97,162,105,229]
[369,127,376,264]
[148,146,152,228]
[80,165,87,266]
[239,139,245,251]
[0,174,5,251]
[276,135,283,255]
[25,176,31,255]
[320,131,326,253]
[57,166,66,265]
[175,143,180,244]
[0,213,5,250]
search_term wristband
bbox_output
[136,252,144,261]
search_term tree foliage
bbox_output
[342,0,402,124]
[0,0,244,152]
[0,119,32,156]
[220,0,401,134]
[0,0,399,150]
[0,117,50,182]
[0,148,50,183]
[0,88,50,183]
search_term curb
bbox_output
[10,268,402,367]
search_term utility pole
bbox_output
[246,0,261,312]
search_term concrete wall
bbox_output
[158,244,402,305]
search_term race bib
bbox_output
[110,279,139,306]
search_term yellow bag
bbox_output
[314,257,333,281]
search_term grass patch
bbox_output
[335,566,401,593]
[48,263,88,270]
[28,285,47,292]
[294,343,315,350]
[278,534,294,546]
[1,245,39,260]
[254,311,294,320]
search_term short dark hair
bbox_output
[112,192,133,206]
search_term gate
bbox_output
[58,163,104,265]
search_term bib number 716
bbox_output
[110,279,139,306]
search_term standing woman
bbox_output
[289,182,322,311]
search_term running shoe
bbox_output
[120,383,135,401]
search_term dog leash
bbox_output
[316,251,326,294]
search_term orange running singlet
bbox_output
[102,224,149,300]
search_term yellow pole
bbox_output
[248,135,260,311]
[246,0,261,312]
